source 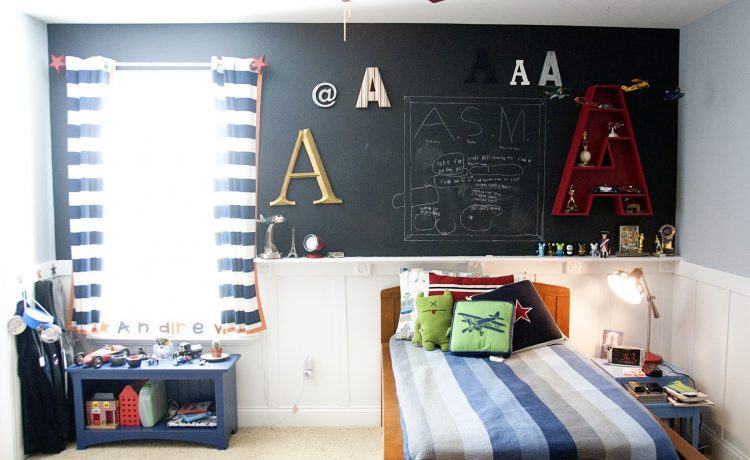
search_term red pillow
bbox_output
[428,271,515,301]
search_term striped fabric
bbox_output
[212,57,266,335]
[391,338,678,460]
[66,56,115,334]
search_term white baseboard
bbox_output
[238,406,381,427]
[702,425,749,460]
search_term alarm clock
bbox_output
[606,345,645,367]
[303,234,326,258]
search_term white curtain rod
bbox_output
[114,62,211,68]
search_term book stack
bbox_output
[167,401,217,428]
[625,382,668,403]
[664,381,715,407]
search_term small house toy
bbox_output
[119,382,145,427]
[86,393,119,429]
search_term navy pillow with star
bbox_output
[471,280,565,353]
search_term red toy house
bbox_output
[86,393,119,429]
[119,382,145,427]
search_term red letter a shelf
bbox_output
[552,85,653,216]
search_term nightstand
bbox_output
[592,358,701,448]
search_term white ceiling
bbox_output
[18,0,731,28]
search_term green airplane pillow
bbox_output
[412,290,454,351]
[449,300,514,357]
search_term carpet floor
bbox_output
[30,427,382,460]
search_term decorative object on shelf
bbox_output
[270,128,343,206]
[547,243,556,256]
[555,243,564,257]
[574,97,613,109]
[465,48,497,83]
[119,383,144,427]
[173,342,203,360]
[565,244,574,256]
[356,66,391,108]
[564,185,579,213]
[621,78,650,92]
[607,268,663,364]
[86,394,119,429]
[599,231,611,258]
[537,243,545,257]
[542,85,572,100]
[553,85,653,216]
[110,355,126,367]
[592,184,615,193]
[638,233,645,253]
[653,236,663,256]
[589,242,599,257]
[211,340,223,358]
[577,130,592,166]
[327,251,345,258]
[49,54,66,73]
[287,225,298,258]
[249,55,268,73]
[618,185,642,194]
[303,234,326,258]
[578,243,587,256]
[663,87,685,101]
[256,214,286,259]
[658,224,676,256]
[623,198,643,214]
[126,355,142,368]
[74,345,130,369]
[312,82,337,108]
[600,329,624,359]
[153,338,172,360]
[617,225,640,256]
[607,122,624,137]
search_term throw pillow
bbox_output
[393,268,429,340]
[428,271,516,302]
[449,300,514,357]
[412,291,454,351]
[471,280,565,353]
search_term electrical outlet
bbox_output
[303,356,313,379]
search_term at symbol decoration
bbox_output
[312,82,338,108]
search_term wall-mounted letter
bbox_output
[356,67,391,108]
[510,60,530,86]
[465,49,497,83]
[538,51,562,86]
[270,129,343,206]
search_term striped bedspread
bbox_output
[391,338,678,460]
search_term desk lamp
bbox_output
[606,268,663,364]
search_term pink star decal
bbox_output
[514,299,532,323]
[251,55,268,72]
[50,55,66,74]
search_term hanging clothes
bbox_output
[15,298,67,454]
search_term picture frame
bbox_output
[618,225,640,255]
[600,329,624,359]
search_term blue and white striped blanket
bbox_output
[391,338,678,460]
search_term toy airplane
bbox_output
[542,85,573,100]
[458,311,506,336]
[574,97,614,109]
[621,79,650,92]
[664,87,685,101]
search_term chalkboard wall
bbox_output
[48,24,678,258]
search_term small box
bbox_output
[86,393,119,430]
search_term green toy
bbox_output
[412,290,454,351]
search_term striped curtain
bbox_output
[212,57,266,335]
[65,57,115,334]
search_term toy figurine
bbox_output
[564,185,579,213]
[638,233,645,254]
[578,131,591,166]
[565,244,574,256]
[608,122,624,137]
[537,243,545,257]
[547,243,556,256]
[556,243,564,257]
[578,243,587,256]
[589,243,599,257]
[654,236,663,256]
[599,231,611,258]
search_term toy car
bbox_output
[75,345,130,369]
[621,79,650,92]
[172,342,203,360]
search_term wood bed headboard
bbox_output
[380,282,570,344]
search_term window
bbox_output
[100,69,219,335]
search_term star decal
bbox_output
[251,55,268,72]
[36,269,43,280]
[514,299,533,323]
[99,322,110,333]
[50,55,66,74]
[50,264,57,276]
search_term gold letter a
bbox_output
[270,129,343,206]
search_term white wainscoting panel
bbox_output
[722,292,750,456]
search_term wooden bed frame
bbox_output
[380,283,704,460]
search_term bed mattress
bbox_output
[390,338,678,460]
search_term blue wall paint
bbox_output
[678,0,750,277]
